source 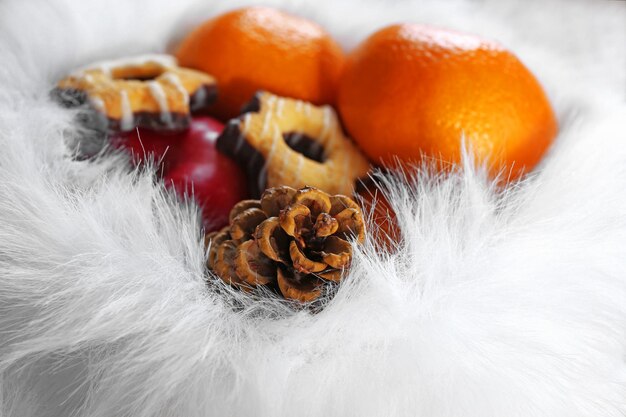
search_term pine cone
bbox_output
[205,186,365,303]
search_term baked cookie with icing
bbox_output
[216,92,371,198]
[56,54,217,132]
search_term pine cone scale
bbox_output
[321,236,352,269]
[277,267,323,303]
[235,240,276,286]
[214,240,243,286]
[229,200,262,223]
[254,217,290,263]
[289,241,328,274]
[230,208,267,241]
[278,203,311,238]
[314,213,339,237]
[334,208,365,243]
[292,188,332,218]
[206,186,365,303]
[260,187,296,217]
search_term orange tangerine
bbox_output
[177,7,346,120]
[338,24,558,179]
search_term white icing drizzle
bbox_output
[275,98,284,118]
[276,126,294,184]
[260,107,273,138]
[320,107,332,144]
[295,100,304,113]
[72,54,177,77]
[266,94,276,110]
[234,130,245,154]
[148,81,172,125]
[235,115,251,153]
[119,90,134,131]
[294,153,304,182]
[161,73,189,106]
[266,124,280,164]
[89,97,105,111]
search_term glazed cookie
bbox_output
[216,92,370,198]
[56,54,217,132]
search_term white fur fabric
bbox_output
[1,0,626,416]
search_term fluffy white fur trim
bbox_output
[1,0,626,416]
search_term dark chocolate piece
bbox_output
[239,92,262,114]
[107,112,190,133]
[216,120,268,199]
[190,84,218,114]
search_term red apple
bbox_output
[109,127,180,171]
[163,117,248,231]
[110,117,248,231]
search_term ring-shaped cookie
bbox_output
[57,54,217,132]
[216,92,370,197]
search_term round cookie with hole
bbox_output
[216,91,371,198]
[55,54,218,133]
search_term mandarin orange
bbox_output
[176,7,345,120]
[337,24,558,180]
